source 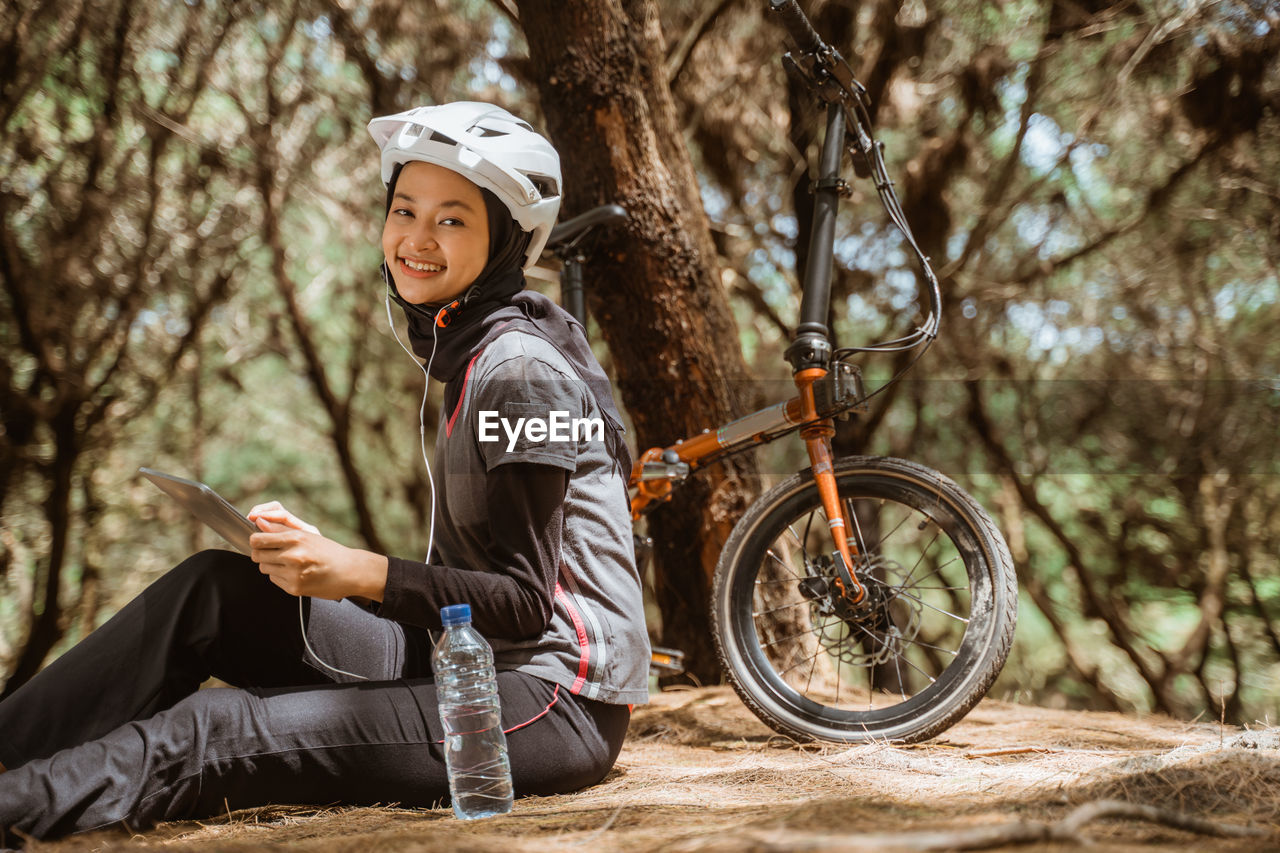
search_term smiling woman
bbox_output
[0,102,649,843]
[382,161,491,307]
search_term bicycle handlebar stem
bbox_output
[786,102,845,374]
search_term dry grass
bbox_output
[19,686,1280,852]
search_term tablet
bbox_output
[139,468,256,555]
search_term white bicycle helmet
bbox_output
[368,102,561,270]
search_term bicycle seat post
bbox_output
[785,102,846,374]
[561,255,586,325]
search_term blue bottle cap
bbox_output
[440,603,472,626]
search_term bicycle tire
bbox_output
[712,456,1017,743]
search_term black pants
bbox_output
[0,551,629,842]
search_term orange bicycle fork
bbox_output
[794,368,865,606]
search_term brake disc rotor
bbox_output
[801,555,923,667]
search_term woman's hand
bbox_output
[248,504,387,602]
[248,501,320,535]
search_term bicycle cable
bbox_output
[829,128,940,409]
[789,68,943,418]
[784,27,943,368]
[835,106,941,356]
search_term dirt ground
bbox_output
[20,686,1280,852]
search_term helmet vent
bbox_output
[428,131,456,145]
[470,126,509,138]
[526,174,560,199]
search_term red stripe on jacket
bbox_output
[554,581,590,694]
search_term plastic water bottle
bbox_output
[433,604,513,819]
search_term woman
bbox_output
[0,102,649,842]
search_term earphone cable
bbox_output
[293,286,441,683]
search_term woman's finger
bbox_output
[251,510,292,527]
[279,511,320,535]
[250,529,296,552]
[250,545,284,566]
[248,508,320,536]
[248,501,284,516]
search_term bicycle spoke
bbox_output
[804,636,819,693]
[900,635,960,656]
[870,557,966,599]
[752,598,809,618]
[845,616,888,651]
[868,507,913,556]
[862,568,968,605]
[834,647,842,705]
[836,611,943,689]
[890,588,970,623]
[868,574,968,596]
[854,618,940,691]
[901,556,963,589]
[899,527,942,588]
[759,621,829,652]
[765,547,804,582]
[892,649,907,700]
[891,648,937,685]
[783,522,807,551]
[797,510,817,553]
[845,497,870,556]
[774,628,836,677]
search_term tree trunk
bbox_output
[0,409,77,699]
[517,0,761,682]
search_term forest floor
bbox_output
[21,685,1280,852]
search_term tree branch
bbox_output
[1002,132,1229,288]
[728,276,789,340]
[1239,552,1280,657]
[0,0,88,130]
[487,0,520,27]
[993,476,1126,710]
[965,380,1172,711]
[665,0,739,87]
[942,43,1048,279]
[1165,471,1234,673]
[240,33,388,554]
[326,1,399,114]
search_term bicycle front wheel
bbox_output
[712,456,1017,743]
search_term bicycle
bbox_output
[541,0,1017,744]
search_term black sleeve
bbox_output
[375,461,569,640]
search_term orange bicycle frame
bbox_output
[628,361,868,604]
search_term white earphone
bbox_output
[296,281,441,683]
